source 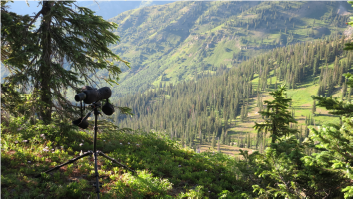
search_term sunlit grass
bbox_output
[1,116,244,198]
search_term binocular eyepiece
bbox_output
[75,93,86,102]
[75,87,112,104]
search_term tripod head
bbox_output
[91,101,101,110]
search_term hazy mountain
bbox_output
[105,1,353,97]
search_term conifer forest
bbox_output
[3,1,353,198]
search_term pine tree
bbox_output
[199,130,202,145]
[254,85,298,144]
[1,1,129,123]
[220,128,225,144]
[217,137,220,152]
[348,87,352,102]
[211,132,216,149]
[240,104,245,121]
[312,100,316,115]
[256,131,260,150]
[342,82,347,100]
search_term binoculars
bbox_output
[72,86,115,129]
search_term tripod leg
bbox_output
[34,151,93,178]
[94,151,100,199]
[97,151,136,174]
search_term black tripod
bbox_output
[35,102,135,199]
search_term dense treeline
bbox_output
[111,34,353,150]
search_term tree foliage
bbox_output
[254,85,298,144]
[1,1,129,123]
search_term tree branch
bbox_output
[26,10,43,29]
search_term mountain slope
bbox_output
[106,1,352,97]
[109,35,353,155]
[2,1,352,96]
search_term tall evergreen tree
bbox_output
[211,132,216,149]
[312,100,316,115]
[254,85,298,144]
[1,1,129,123]
[217,137,220,152]
[247,134,251,149]
[342,82,347,100]
[220,128,225,144]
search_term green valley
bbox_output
[113,35,353,156]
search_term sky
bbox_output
[7,0,87,27]
[8,0,83,16]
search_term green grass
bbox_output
[1,116,244,198]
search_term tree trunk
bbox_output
[39,1,53,124]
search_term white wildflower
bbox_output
[28,161,31,163]
[79,143,83,147]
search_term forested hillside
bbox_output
[105,1,352,97]
[112,35,353,153]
